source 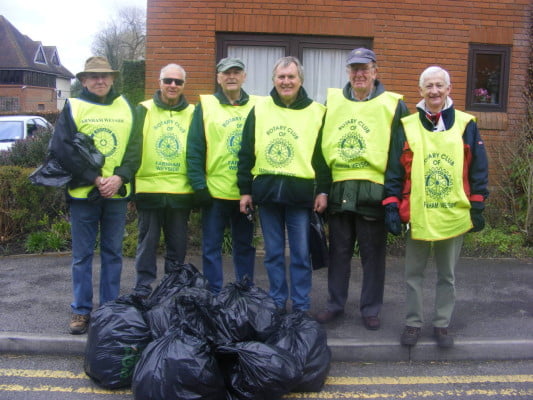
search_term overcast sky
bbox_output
[2,0,147,77]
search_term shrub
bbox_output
[25,229,67,253]
[0,166,66,243]
[122,60,146,106]
[122,206,140,258]
[0,128,53,168]
[463,225,533,258]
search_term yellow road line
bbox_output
[0,369,86,379]
[326,375,533,385]
[0,385,531,398]
[2,369,532,385]
[283,389,533,398]
[0,384,130,395]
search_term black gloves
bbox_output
[194,188,213,208]
[470,201,485,232]
[384,203,402,236]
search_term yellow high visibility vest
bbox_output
[68,96,133,199]
[201,94,258,199]
[135,99,194,194]
[403,110,475,240]
[322,88,403,184]
[252,97,325,179]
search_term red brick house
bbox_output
[0,16,74,112]
[144,0,532,194]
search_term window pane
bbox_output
[228,46,284,96]
[303,48,348,104]
[473,53,501,105]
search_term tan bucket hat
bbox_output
[76,56,119,80]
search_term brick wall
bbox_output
[0,85,56,112]
[145,0,532,192]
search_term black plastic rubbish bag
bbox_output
[144,286,215,341]
[147,262,209,307]
[213,276,281,344]
[266,310,331,392]
[132,326,226,400]
[309,211,329,270]
[28,156,71,187]
[216,341,302,400]
[84,294,151,389]
[29,132,104,187]
[72,132,104,169]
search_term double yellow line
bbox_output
[1,369,532,398]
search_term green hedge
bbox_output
[122,60,146,106]
[0,166,66,244]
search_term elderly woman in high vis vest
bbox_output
[382,66,489,348]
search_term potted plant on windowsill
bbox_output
[473,88,491,103]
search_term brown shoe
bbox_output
[433,327,454,348]
[400,326,421,346]
[362,315,381,330]
[69,313,90,335]
[314,309,343,324]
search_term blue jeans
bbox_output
[134,207,190,296]
[70,199,128,315]
[259,203,311,311]
[202,199,255,294]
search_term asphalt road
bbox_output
[1,354,532,399]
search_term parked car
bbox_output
[0,115,54,151]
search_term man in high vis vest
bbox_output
[315,48,409,330]
[238,56,330,313]
[187,58,258,294]
[383,66,489,347]
[49,56,136,334]
[128,64,195,297]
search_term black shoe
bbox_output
[433,327,454,348]
[400,325,421,346]
[362,315,381,330]
[314,309,344,324]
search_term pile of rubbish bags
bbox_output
[84,262,331,400]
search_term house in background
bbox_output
[144,0,531,193]
[0,15,74,112]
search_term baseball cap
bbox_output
[346,48,376,65]
[216,57,245,72]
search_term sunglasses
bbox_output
[161,78,185,86]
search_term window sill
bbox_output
[469,111,508,131]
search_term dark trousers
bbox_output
[326,212,386,317]
[201,199,255,294]
[134,207,190,295]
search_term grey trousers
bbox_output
[405,231,464,328]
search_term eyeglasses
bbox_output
[348,65,374,74]
[161,78,184,86]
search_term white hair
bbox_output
[419,66,450,87]
[272,56,304,84]
[160,64,186,80]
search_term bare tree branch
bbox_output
[90,6,146,71]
